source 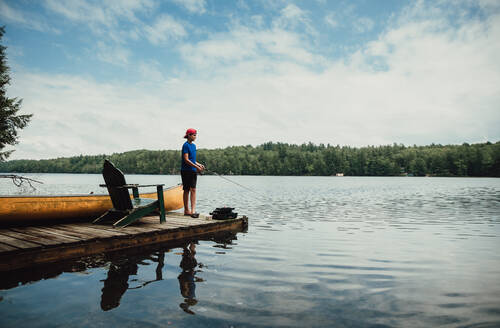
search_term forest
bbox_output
[0,141,498,177]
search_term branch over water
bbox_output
[0,174,43,190]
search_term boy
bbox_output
[181,128,204,218]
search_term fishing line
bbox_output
[202,168,270,202]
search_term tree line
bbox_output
[0,141,498,177]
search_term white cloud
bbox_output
[95,42,130,66]
[104,0,156,21]
[44,0,109,27]
[353,17,375,33]
[273,4,316,36]
[180,39,254,67]
[237,0,250,11]
[251,15,265,28]
[171,0,206,14]
[144,14,188,44]
[0,0,58,33]
[281,3,306,22]
[42,0,186,63]
[8,71,178,159]
[42,0,156,43]
[179,25,322,70]
[43,0,155,27]
[324,12,339,29]
[138,60,164,82]
[478,0,500,10]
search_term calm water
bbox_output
[1,174,499,327]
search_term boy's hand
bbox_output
[197,164,205,172]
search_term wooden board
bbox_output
[1,229,63,246]
[14,226,84,243]
[56,224,128,238]
[0,242,18,252]
[0,233,42,250]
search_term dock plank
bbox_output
[88,216,192,231]
[166,212,195,218]
[31,226,91,241]
[0,242,19,252]
[81,224,138,235]
[17,227,84,243]
[11,227,82,244]
[0,233,42,250]
[135,220,194,229]
[158,220,198,228]
[1,229,61,246]
[56,224,125,239]
[144,216,194,224]
[62,224,130,236]
[164,217,206,225]
[91,222,169,234]
[115,225,168,234]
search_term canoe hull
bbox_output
[0,184,184,224]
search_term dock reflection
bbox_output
[0,230,240,314]
[100,251,166,311]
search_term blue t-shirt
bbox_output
[181,141,197,172]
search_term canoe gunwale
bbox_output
[0,183,182,199]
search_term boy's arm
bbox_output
[183,153,203,171]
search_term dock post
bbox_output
[157,185,166,223]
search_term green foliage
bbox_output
[0,26,32,161]
[0,142,498,177]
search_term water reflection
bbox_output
[0,231,241,315]
[178,243,200,314]
[100,257,140,311]
[100,245,205,313]
[100,251,166,311]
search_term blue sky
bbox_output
[1,0,499,159]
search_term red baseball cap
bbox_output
[184,128,197,138]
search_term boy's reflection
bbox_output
[178,242,203,315]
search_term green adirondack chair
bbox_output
[93,160,166,228]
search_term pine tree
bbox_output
[0,26,32,161]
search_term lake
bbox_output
[1,174,499,327]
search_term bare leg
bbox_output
[190,188,196,214]
[183,190,191,215]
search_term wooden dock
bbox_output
[0,212,248,271]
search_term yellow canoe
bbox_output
[0,184,184,225]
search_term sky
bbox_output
[1,0,499,160]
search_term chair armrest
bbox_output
[99,184,164,188]
[134,184,165,188]
[99,184,138,189]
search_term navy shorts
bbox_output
[181,170,197,190]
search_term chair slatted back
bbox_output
[102,160,133,211]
